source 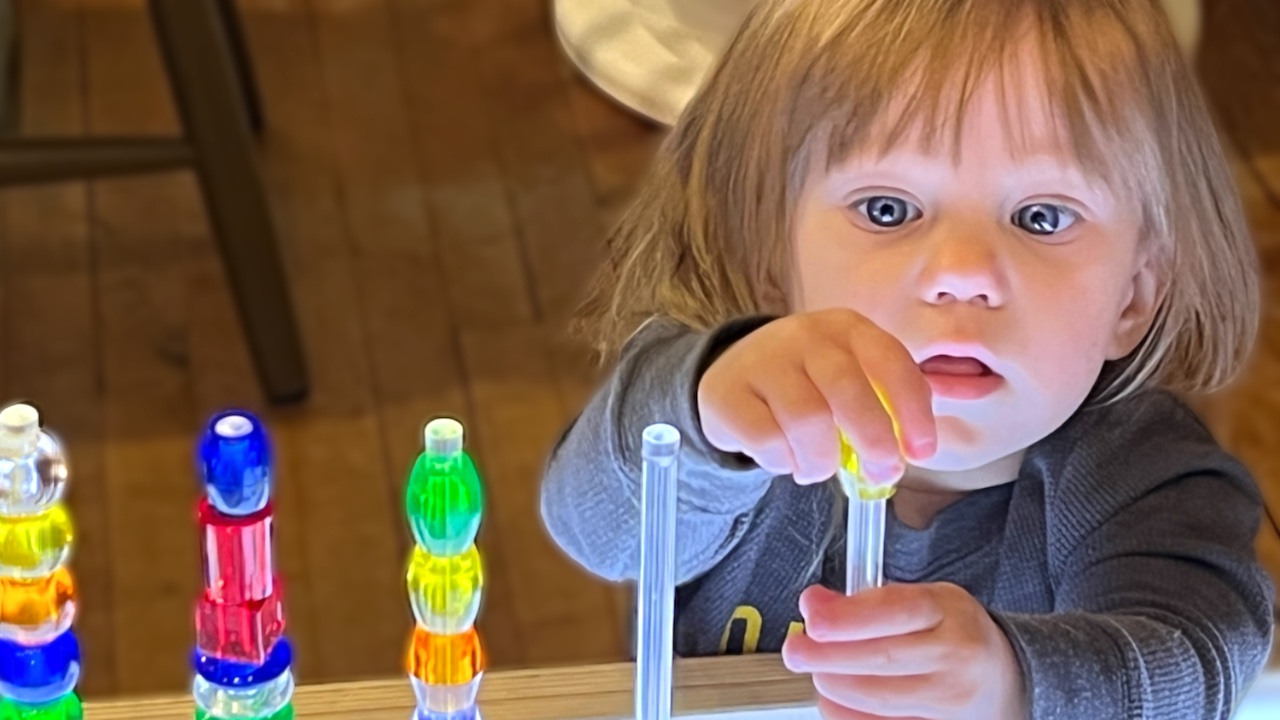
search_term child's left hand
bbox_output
[782,584,1028,720]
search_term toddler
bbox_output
[541,0,1277,717]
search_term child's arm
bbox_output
[991,392,1276,719]
[540,316,778,584]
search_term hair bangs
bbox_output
[791,0,1166,244]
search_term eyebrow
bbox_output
[832,146,1099,183]
[825,149,1117,212]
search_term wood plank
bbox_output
[1199,0,1280,226]
[459,326,622,666]
[462,5,634,653]
[560,73,662,224]
[387,0,536,329]
[469,0,607,324]
[1199,0,1280,160]
[0,200,5,399]
[315,0,536,668]
[184,248,320,691]
[239,0,408,683]
[366,18,569,670]
[462,0,630,660]
[1,0,117,698]
[82,0,206,695]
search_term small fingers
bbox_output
[761,371,841,483]
[816,696,929,720]
[804,351,901,484]
[799,584,945,641]
[853,334,937,463]
[813,673,939,718]
[783,629,947,676]
[701,391,795,476]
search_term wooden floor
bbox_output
[0,0,1276,701]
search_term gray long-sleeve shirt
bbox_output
[540,317,1277,719]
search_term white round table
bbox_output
[554,0,1203,127]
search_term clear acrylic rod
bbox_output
[837,430,897,596]
[636,423,680,720]
[845,494,887,595]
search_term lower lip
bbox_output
[923,372,1005,400]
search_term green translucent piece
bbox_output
[0,694,83,720]
[194,702,294,720]
[406,449,484,556]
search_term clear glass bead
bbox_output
[0,404,68,516]
[193,669,293,720]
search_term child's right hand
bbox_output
[697,309,937,485]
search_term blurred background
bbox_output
[0,0,1275,702]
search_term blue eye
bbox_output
[1013,203,1077,235]
[855,196,922,228]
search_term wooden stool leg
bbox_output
[150,0,309,404]
[212,0,264,134]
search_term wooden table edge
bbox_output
[82,654,816,719]
[79,634,1280,720]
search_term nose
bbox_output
[918,233,1006,308]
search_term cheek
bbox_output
[1018,269,1128,386]
[792,215,867,311]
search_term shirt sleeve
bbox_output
[989,393,1277,720]
[539,315,779,584]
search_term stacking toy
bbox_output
[192,411,294,720]
[405,418,486,720]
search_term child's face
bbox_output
[790,59,1158,480]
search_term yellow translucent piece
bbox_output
[0,505,73,578]
[406,543,483,634]
[835,381,905,501]
[838,434,897,502]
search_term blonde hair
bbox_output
[573,0,1259,404]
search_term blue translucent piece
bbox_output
[416,710,478,720]
[199,410,272,516]
[0,629,80,704]
[194,637,291,687]
[410,675,480,720]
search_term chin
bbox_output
[911,447,1000,473]
[916,416,1011,472]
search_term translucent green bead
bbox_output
[0,694,82,720]
[194,702,293,720]
[405,422,483,557]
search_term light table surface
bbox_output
[82,643,1280,719]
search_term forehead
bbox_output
[853,45,1076,168]
[818,41,1155,215]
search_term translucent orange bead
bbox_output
[0,569,74,645]
[407,627,484,686]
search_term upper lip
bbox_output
[914,343,1004,376]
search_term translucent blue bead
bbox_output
[410,675,480,720]
[199,411,272,516]
[416,711,478,720]
[194,637,291,688]
[0,629,80,704]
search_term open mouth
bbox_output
[918,355,998,377]
[917,354,1003,399]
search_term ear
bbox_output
[1107,247,1163,360]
